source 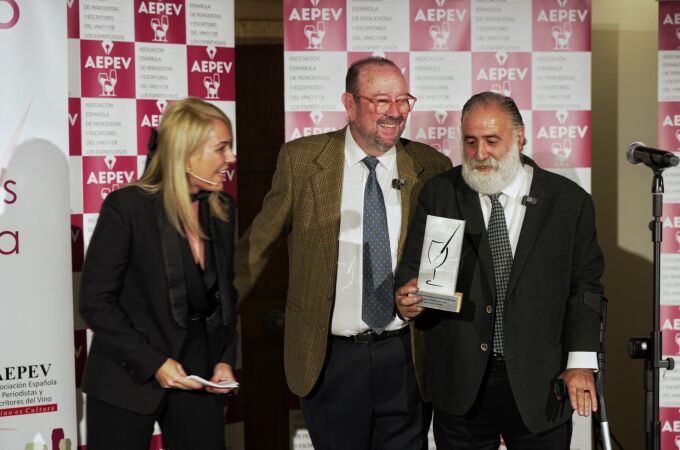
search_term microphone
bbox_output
[626,142,679,169]
[186,170,219,186]
[392,178,406,190]
[521,195,538,206]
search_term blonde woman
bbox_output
[80,97,237,450]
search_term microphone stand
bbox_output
[628,167,676,450]
[594,296,612,450]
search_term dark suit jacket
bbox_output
[234,127,452,397]
[395,156,604,433]
[80,186,237,414]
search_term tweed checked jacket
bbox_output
[234,127,452,397]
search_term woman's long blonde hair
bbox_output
[135,97,232,238]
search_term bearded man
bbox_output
[394,92,605,450]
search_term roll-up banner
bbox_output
[283,1,592,449]
[66,1,242,448]
[0,1,77,449]
[658,3,680,449]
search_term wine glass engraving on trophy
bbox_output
[303,25,315,49]
[426,224,461,287]
[551,26,562,50]
[151,17,161,41]
[502,81,512,97]
[426,239,449,287]
[159,15,169,42]
[429,25,441,50]
[97,72,108,96]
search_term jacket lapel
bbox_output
[309,128,345,257]
[506,163,551,300]
[396,141,422,260]
[456,177,496,298]
[209,212,231,325]
[153,197,188,329]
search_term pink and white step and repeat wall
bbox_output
[66,1,242,448]
[0,2,77,449]
[658,2,680,449]
[283,0,592,449]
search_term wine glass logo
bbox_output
[203,73,221,99]
[675,434,680,450]
[426,224,461,287]
[551,23,573,50]
[675,129,680,148]
[675,230,680,252]
[429,22,450,50]
[502,81,512,97]
[151,15,170,42]
[97,70,118,97]
[491,84,502,95]
[303,22,326,49]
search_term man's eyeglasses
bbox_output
[351,93,417,114]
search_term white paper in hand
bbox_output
[186,375,239,389]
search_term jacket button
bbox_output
[485,305,493,314]
[481,343,489,352]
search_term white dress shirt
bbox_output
[331,128,405,336]
[478,163,597,370]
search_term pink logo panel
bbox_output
[187,46,235,101]
[81,40,136,99]
[69,98,82,156]
[531,110,590,169]
[660,3,680,51]
[410,0,471,52]
[409,110,462,166]
[136,98,170,154]
[74,328,87,387]
[285,111,347,142]
[222,162,238,203]
[284,0,347,51]
[662,305,680,356]
[71,214,84,272]
[82,155,138,213]
[660,407,680,446]
[348,52,411,86]
[532,0,590,52]
[662,204,680,254]
[67,0,79,39]
[472,52,532,110]
[134,0,186,44]
[659,102,680,151]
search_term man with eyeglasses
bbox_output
[234,56,451,449]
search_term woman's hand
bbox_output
[154,358,203,390]
[206,362,238,395]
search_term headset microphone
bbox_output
[186,170,219,186]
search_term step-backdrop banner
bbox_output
[0,1,77,449]
[66,0,242,448]
[283,0,593,449]
[658,2,680,449]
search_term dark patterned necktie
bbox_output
[361,156,394,333]
[488,193,513,356]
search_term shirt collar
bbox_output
[477,161,529,202]
[344,127,397,170]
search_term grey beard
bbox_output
[461,144,521,195]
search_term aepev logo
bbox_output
[187,46,235,101]
[0,0,19,30]
[82,155,138,213]
[81,40,136,99]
